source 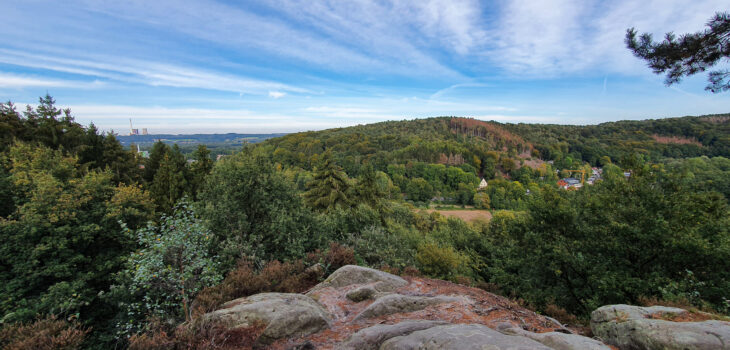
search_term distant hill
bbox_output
[117,133,286,147]
[254,114,730,176]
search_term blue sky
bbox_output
[1,0,729,133]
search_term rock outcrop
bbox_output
[207,265,669,349]
[498,323,612,350]
[205,293,331,344]
[342,320,449,350]
[306,265,407,295]
[591,304,730,350]
[354,294,461,320]
[380,324,554,350]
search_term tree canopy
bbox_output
[626,12,730,92]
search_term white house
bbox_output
[478,178,488,190]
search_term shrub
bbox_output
[543,304,578,326]
[193,256,327,314]
[118,202,221,336]
[0,315,89,350]
[128,318,265,350]
[472,192,490,209]
[415,243,464,280]
[346,226,417,269]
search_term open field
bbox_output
[421,209,492,222]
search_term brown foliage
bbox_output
[128,318,265,350]
[544,304,578,326]
[651,134,703,146]
[194,243,356,315]
[0,315,89,350]
[322,242,356,270]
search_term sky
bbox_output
[1,0,729,134]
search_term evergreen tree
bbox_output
[354,163,383,208]
[189,144,213,198]
[143,141,170,183]
[626,12,730,92]
[150,145,188,212]
[304,152,351,212]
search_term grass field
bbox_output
[421,209,492,222]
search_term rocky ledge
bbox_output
[205,265,730,349]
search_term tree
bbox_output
[626,12,730,92]
[150,145,189,212]
[405,178,434,203]
[118,202,221,335]
[189,145,213,198]
[354,163,383,208]
[198,151,318,268]
[304,153,351,212]
[143,141,170,183]
[0,142,154,330]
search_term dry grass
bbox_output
[422,209,492,222]
[0,315,89,350]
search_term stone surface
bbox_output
[307,265,407,295]
[354,294,460,320]
[342,320,449,350]
[498,324,612,350]
[346,283,380,302]
[591,304,730,350]
[206,292,331,344]
[379,323,554,350]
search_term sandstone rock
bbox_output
[346,284,380,302]
[342,320,449,350]
[498,324,612,350]
[206,293,331,344]
[380,323,554,350]
[307,265,407,295]
[354,294,460,320]
[591,304,730,350]
[591,304,688,323]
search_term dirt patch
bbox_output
[422,209,492,222]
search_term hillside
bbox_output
[257,115,730,177]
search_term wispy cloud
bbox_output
[0,48,305,95]
[0,72,105,89]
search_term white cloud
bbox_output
[0,48,305,95]
[268,91,286,99]
[485,0,728,76]
[0,72,104,89]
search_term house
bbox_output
[558,177,582,190]
[478,178,488,190]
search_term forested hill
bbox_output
[256,114,730,177]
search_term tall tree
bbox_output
[626,12,730,92]
[304,152,351,212]
[143,141,170,183]
[0,142,154,331]
[150,145,188,212]
[189,144,213,198]
[198,151,317,268]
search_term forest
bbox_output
[1,96,729,349]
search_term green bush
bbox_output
[415,242,465,280]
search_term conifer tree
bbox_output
[144,141,170,183]
[304,152,351,211]
[189,144,213,198]
[150,145,188,212]
[626,12,730,92]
